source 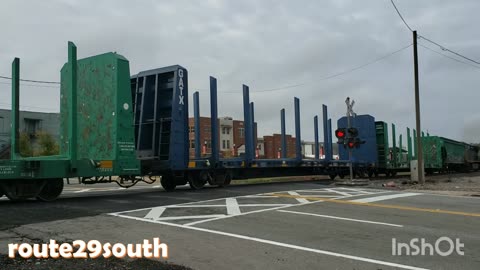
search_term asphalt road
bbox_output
[1,180,479,270]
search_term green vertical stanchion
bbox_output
[68,42,78,169]
[392,123,397,168]
[407,128,412,162]
[11,58,20,159]
[399,134,403,165]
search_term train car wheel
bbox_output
[189,172,207,190]
[219,172,232,187]
[161,175,176,192]
[36,178,64,202]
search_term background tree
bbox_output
[36,131,60,156]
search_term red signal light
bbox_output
[335,129,346,138]
[347,141,355,148]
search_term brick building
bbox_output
[262,134,297,159]
[188,116,257,158]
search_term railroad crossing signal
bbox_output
[335,127,364,148]
[335,128,346,144]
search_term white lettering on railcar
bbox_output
[178,69,185,106]
[0,166,16,175]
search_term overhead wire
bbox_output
[390,0,480,66]
[0,75,60,84]
[389,0,413,31]
[418,43,480,70]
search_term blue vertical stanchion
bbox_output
[250,102,256,159]
[281,108,286,158]
[193,91,201,159]
[314,116,319,160]
[294,97,301,161]
[322,104,331,162]
[210,77,219,164]
[243,85,252,163]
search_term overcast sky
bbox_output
[1,0,479,143]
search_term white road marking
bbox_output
[144,207,166,220]
[351,193,420,203]
[323,188,351,197]
[110,213,430,270]
[277,210,403,227]
[226,198,241,215]
[288,191,309,203]
[184,204,299,226]
[167,204,287,208]
[157,214,225,221]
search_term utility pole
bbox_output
[345,97,355,181]
[413,30,425,185]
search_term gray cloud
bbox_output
[1,0,479,144]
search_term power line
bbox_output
[0,102,58,112]
[390,0,413,31]
[418,43,480,70]
[389,0,480,66]
[0,81,60,89]
[0,75,60,84]
[418,35,480,65]
[221,43,412,94]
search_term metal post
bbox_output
[399,134,403,164]
[11,58,20,159]
[328,118,333,160]
[322,105,330,162]
[294,98,301,161]
[250,102,256,159]
[392,123,397,168]
[193,91,201,159]
[210,77,219,164]
[413,30,424,185]
[68,41,78,169]
[345,97,355,181]
[314,116,319,160]
[407,128,412,162]
[243,85,252,163]
[280,108,286,158]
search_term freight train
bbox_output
[0,42,478,202]
[332,117,480,179]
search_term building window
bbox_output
[239,128,244,138]
[189,126,195,133]
[204,140,211,149]
[227,140,230,149]
[226,128,230,134]
[222,140,226,149]
[190,141,195,148]
[24,118,41,136]
[222,127,226,134]
[258,144,262,150]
